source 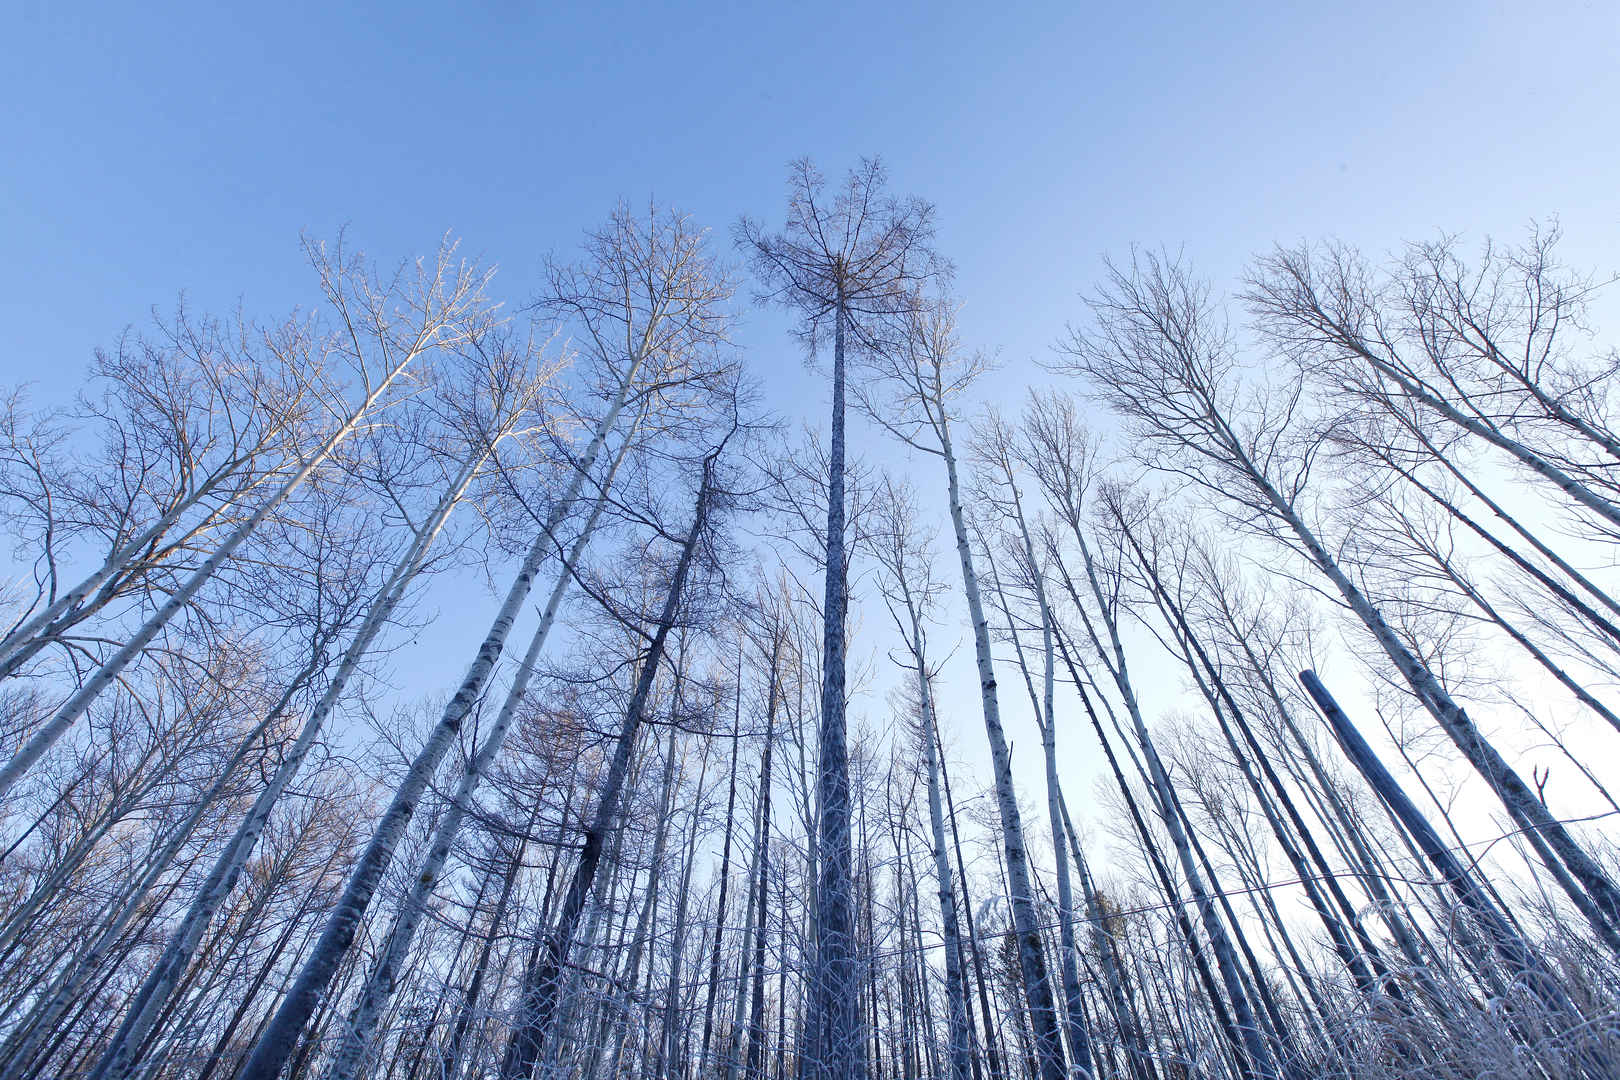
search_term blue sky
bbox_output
[7,1,1617,406]
[5,0,1619,847]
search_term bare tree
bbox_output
[871,479,973,1080]
[0,236,495,802]
[236,204,736,1080]
[858,296,1070,1080]
[1058,249,1620,952]
[738,157,943,1080]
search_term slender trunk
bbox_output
[0,664,304,1078]
[85,453,484,1080]
[935,720,1006,1080]
[1254,471,1620,949]
[937,416,1066,1080]
[1352,342,1620,529]
[654,741,712,1080]
[443,795,550,1080]
[914,638,973,1080]
[237,362,654,1080]
[0,346,423,800]
[808,299,866,1080]
[1058,797,1157,1080]
[0,431,286,680]
[745,643,780,1080]
[321,430,637,1080]
[498,454,717,1080]
[1299,671,1574,1010]
[1050,620,1256,1080]
[701,666,744,1072]
[1130,545,1389,1000]
[992,489,1094,1076]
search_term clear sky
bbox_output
[7,1,1618,400]
[5,0,1619,855]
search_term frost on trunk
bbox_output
[0,661,323,1080]
[1295,508,1620,949]
[1072,524,1280,1080]
[805,300,867,1080]
[872,478,974,1080]
[939,426,1068,1080]
[860,300,1067,1080]
[740,160,940,1080]
[1109,509,1399,1007]
[1299,670,1578,1013]
[439,798,544,1080]
[1064,252,1620,954]
[978,437,1095,1077]
[905,612,973,1080]
[743,643,779,1080]
[699,691,744,1073]
[652,737,713,1080]
[81,448,488,1080]
[728,662,777,1080]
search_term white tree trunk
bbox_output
[81,450,486,1080]
[936,418,1068,1080]
[807,302,866,1080]
[319,425,638,1080]
[0,351,419,803]
[907,611,973,1080]
[236,354,653,1080]
[1247,462,1620,948]
[1067,526,1280,1080]
[499,452,717,1080]
[0,665,317,1080]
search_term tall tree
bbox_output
[860,297,1071,1080]
[738,157,942,1080]
[237,204,735,1080]
[1059,249,1620,950]
[499,438,732,1080]
[0,237,494,802]
[871,480,973,1080]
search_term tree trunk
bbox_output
[498,452,718,1080]
[321,428,637,1080]
[936,417,1067,1080]
[83,452,486,1080]
[807,299,866,1080]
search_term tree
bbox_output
[1059,248,1620,953]
[871,479,973,1080]
[738,157,943,1080]
[500,435,735,1080]
[859,296,1070,1080]
[0,236,495,803]
[236,204,736,1080]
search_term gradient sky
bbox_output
[8,1,1618,399]
[5,0,1619,851]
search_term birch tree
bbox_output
[77,321,555,1080]
[0,314,303,683]
[1058,249,1620,950]
[871,480,973,1080]
[499,437,733,1080]
[857,296,1071,1080]
[0,236,494,803]
[237,204,735,1080]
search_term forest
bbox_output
[1,158,1618,1080]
